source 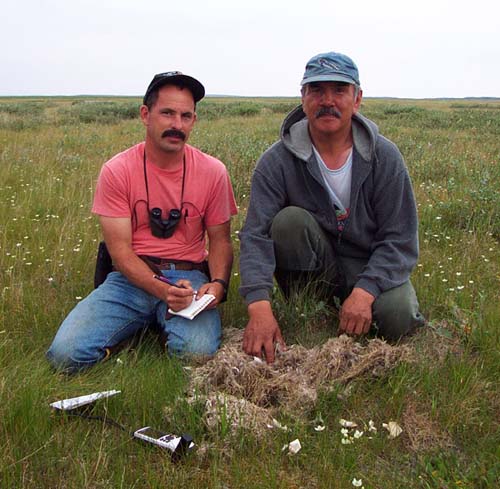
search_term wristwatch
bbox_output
[211,278,228,294]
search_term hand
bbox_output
[338,287,375,336]
[196,281,225,309]
[243,301,286,363]
[165,279,195,312]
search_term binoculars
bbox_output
[149,207,181,239]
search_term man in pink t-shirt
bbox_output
[47,72,237,373]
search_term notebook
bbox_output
[168,294,215,320]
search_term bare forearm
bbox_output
[106,244,166,300]
[189,227,233,307]
[108,246,194,310]
[208,239,233,283]
[98,216,193,311]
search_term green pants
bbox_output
[271,206,425,340]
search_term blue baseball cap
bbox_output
[301,52,360,87]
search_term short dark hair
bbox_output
[144,81,197,111]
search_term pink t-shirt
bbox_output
[92,142,237,263]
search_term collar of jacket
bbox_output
[280,105,378,164]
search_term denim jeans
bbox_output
[271,206,425,340]
[46,269,221,373]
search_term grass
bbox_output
[0,96,499,488]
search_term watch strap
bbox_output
[211,278,228,292]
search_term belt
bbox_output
[141,256,208,272]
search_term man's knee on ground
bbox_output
[372,288,423,341]
[46,338,104,374]
[166,336,219,357]
[271,206,314,243]
[373,281,424,341]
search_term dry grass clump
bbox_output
[189,327,469,443]
[406,320,464,365]
[402,399,455,452]
[195,392,274,436]
[190,329,412,431]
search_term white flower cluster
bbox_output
[339,418,401,443]
[339,418,372,445]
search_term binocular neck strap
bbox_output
[143,149,186,211]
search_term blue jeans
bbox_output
[46,269,221,373]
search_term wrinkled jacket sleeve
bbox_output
[239,147,287,304]
[354,140,419,298]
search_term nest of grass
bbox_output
[181,323,469,454]
[191,392,275,436]
[189,330,412,432]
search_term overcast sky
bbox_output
[1,0,498,98]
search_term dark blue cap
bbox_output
[301,52,360,87]
[143,71,205,105]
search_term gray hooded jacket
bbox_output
[239,106,419,304]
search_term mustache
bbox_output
[315,106,342,119]
[161,129,186,140]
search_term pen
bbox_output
[153,275,197,295]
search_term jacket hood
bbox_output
[280,105,379,162]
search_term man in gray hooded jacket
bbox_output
[239,51,424,363]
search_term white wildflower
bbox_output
[339,419,358,428]
[268,418,289,431]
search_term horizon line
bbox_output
[0,94,499,101]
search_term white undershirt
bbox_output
[313,145,353,213]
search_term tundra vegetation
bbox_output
[0,96,498,488]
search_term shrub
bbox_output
[59,100,140,124]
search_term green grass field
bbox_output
[0,96,499,488]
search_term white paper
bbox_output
[168,294,215,320]
[382,421,403,438]
[287,439,302,454]
[50,390,121,410]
